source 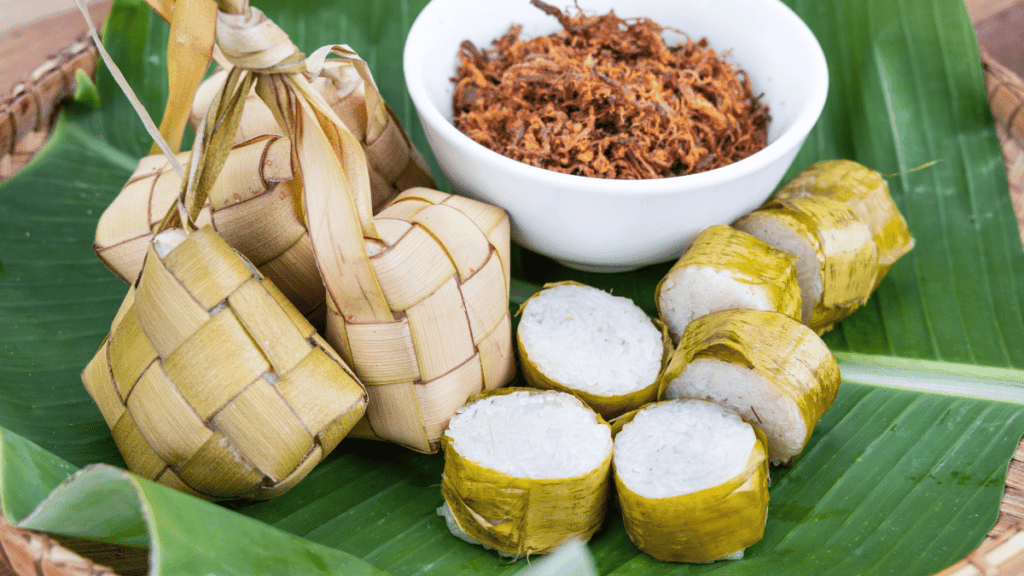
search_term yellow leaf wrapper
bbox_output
[439,388,613,557]
[612,400,770,563]
[655,225,802,341]
[516,282,672,419]
[773,159,914,287]
[658,309,840,466]
[735,196,878,335]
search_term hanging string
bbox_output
[73,0,185,178]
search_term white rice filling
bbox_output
[436,501,524,558]
[518,284,663,397]
[613,399,756,499]
[436,502,506,554]
[735,214,821,323]
[153,228,189,258]
[663,358,807,465]
[445,390,612,479]
[658,265,774,341]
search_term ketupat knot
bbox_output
[215,6,306,74]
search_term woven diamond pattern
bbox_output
[82,226,367,500]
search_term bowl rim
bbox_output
[403,0,829,195]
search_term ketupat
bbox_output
[82,225,368,500]
[79,10,386,497]
[94,136,335,315]
[327,187,515,453]
[84,0,516,508]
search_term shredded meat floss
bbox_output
[452,0,771,180]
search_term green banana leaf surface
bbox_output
[1,0,1023,574]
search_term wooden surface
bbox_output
[967,0,1024,80]
[0,1,111,97]
[0,0,108,34]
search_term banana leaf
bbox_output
[1,0,1023,574]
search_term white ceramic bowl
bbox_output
[404,0,828,272]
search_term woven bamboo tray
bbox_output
[1,14,1024,576]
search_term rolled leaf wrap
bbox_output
[735,196,878,334]
[439,388,613,557]
[773,159,914,288]
[516,282,671,419]
[613,399,770,563]
[659,309,840,465]
[655,224,802,342]
[140,3,516,454]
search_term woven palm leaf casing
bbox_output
[95,61,435,308]
[326,187,516,453]
[95,136,329,315]
[82,225,367,500]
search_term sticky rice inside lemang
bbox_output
[438,388,613,557]
[656,225,802,342]
[613,399,769,563]
[659,309,839,466]
[516,282,669,419]
[772,159,914,289]
[734,195,878,335]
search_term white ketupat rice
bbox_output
[656,225,802,342]
[438,388,613,557]
[659,308,840,466]
[517,282,668,418]
[734,196,877,335]
[613,399,769,563]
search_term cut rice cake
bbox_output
[734,196,878,335]
[438,388,613,557]
[517,282,669,419]
[659,309,840,466]
[656,225,802,342]
[774,159,914,288]
[613,399,769,563]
